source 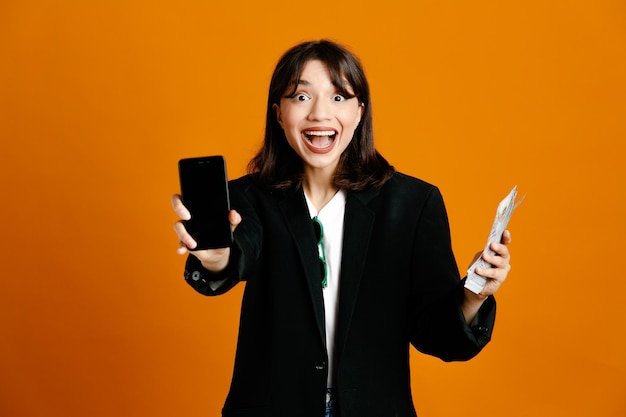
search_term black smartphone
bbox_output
[178,155,233,250]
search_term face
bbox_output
[274,60,363,176]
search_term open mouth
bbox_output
[303,130,337,149]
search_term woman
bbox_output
[172,40,511,417]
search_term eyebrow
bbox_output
[295,78,352,89]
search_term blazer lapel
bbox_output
[278,188,327,347]
[336,187,379,357]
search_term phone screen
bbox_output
[178,155,232,250]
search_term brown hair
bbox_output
[248,39,394,191]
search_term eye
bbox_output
[332,94,346,102]
[292,93,309,102]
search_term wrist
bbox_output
[200,257,229,274]
[463,287,488,305]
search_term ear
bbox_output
[273,103,283,128]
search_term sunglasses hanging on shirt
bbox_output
[312,217,328,288]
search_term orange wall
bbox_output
[1,1,625,416]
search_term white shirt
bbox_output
[304,189,346,388]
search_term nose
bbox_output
[307,98,331,121]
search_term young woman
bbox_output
[172,40,512,417]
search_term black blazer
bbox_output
[185,172,496,417]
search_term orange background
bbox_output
[1,1,625,416]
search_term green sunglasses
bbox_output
[312,217,328,288]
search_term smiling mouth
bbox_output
[303,130,337,148]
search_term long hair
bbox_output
[248,40,394,191]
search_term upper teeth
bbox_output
[305,130,335,136]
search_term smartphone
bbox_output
[178,155,233,250]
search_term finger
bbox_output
[483,249,508,267]
[480,249,511,274]
[475,265,495,279]
[171,194,191,220]
[176,241,189,255]
[488,241,510,260]
[229,210,242,232]
[501,229,512,245]
[479,248,510,271]
[173,220,197,250]
[475,265,509,283]
[482,253,504,270]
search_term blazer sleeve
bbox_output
[183,177,262,296]
[409,186,496,362]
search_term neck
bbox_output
[302,172,338,212]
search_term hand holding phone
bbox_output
[177,155,233,250]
